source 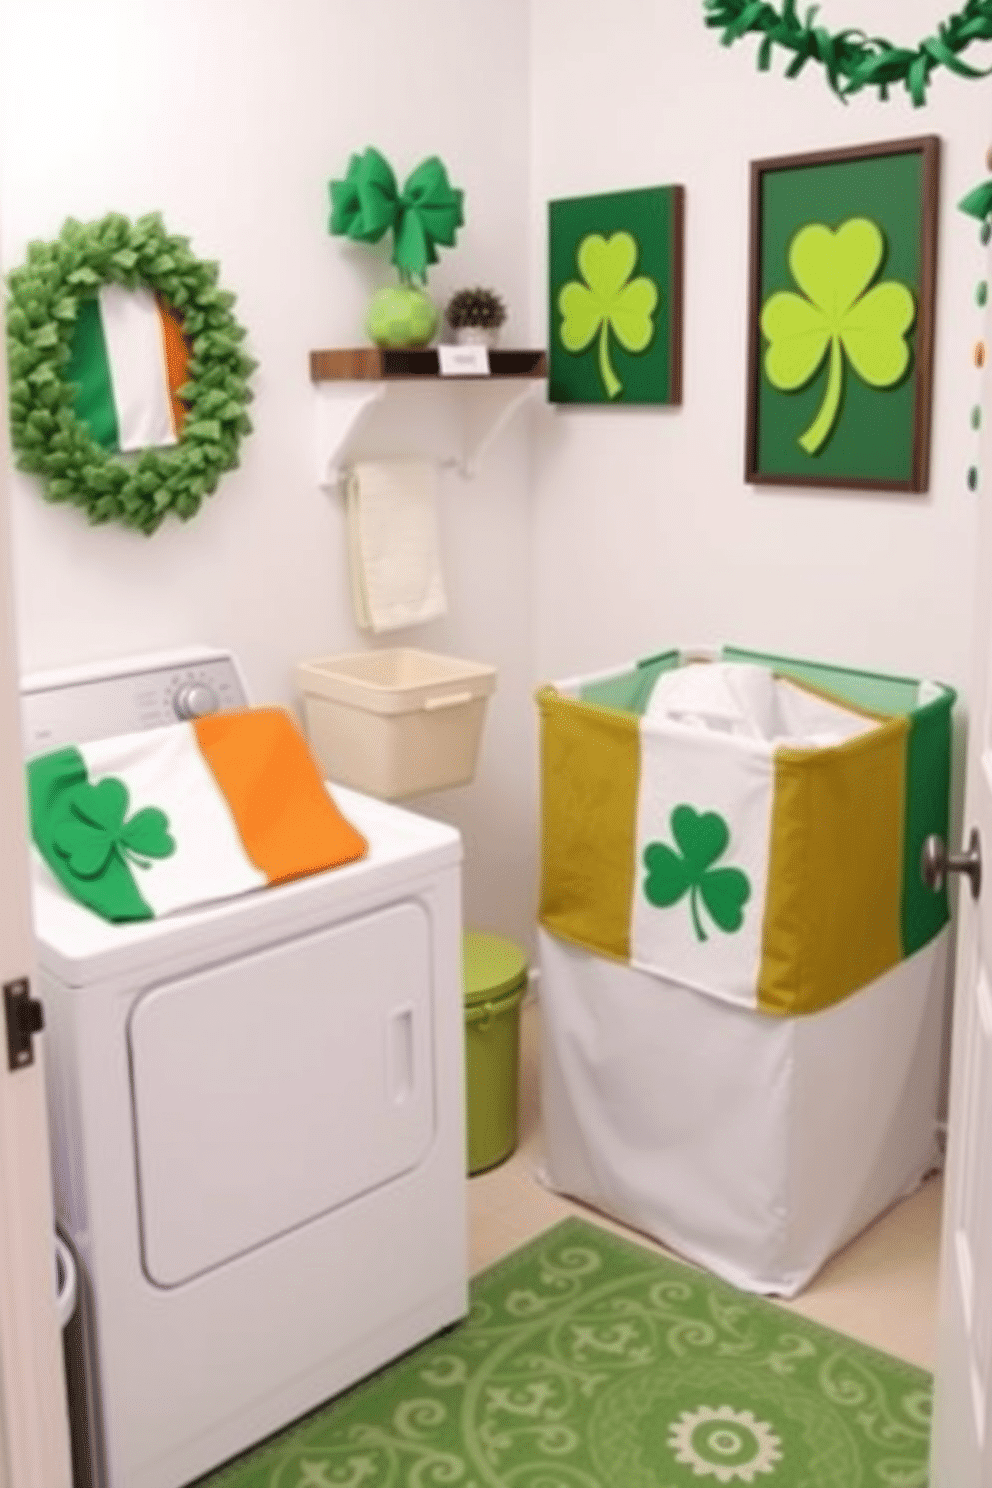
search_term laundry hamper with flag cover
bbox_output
[535,644,955,1297]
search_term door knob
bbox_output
[921,828,982,900]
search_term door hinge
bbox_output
[4,978,44,1071]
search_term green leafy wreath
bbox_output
[6,212,255,535]
[703,0,992,105]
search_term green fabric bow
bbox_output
[328,147,465,283]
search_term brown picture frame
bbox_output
[745,135,940,492]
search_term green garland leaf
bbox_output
[959,178,992,219]
[6,212,255,534]
[702,0,992,104]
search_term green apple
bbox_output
[365,285,439,348]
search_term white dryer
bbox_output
[21,647,468,1488]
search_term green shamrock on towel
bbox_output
[52,777,175,879]
[643,805,750,942]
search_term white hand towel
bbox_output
[345,458,448,633]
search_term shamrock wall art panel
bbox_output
[548,185,684,405]
[745,135,939,491]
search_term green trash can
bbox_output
[463,930,528,1175]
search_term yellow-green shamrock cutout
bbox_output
[558,232,659,400]
[760,218,916,456]
[643,805,751,943]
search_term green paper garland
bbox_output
[6,212,256,535]
[703,0,992,105]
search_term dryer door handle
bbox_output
[387,1006,415,1105]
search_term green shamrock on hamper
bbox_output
[558,232,659,399]
[52,777,175,879]
[760,218,915,455]
[643,805,751,942]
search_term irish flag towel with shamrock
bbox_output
[27,709,368,923]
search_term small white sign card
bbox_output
[438,345,490,377]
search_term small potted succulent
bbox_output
[445,287,507,347]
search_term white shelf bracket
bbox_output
[314,383,387,490]
[456,379,544,478]
[313,367,546,486]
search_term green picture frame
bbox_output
[745,136,940,492]
[548,185,684,406]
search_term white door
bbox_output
[0,303,73,1483]
[928,274,992,1482]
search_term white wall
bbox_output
[530,0,986,733]
[0,0,537,944]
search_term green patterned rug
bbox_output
[197,1217,932,1487]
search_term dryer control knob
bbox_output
[173,682,219,720]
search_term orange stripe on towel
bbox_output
[194,710,368,883]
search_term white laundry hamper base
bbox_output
[537,928,948,1297]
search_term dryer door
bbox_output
[129,899,436,1286]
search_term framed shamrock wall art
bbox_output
[745,136,939,491]
[548,185,684,405]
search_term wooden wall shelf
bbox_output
[311,347,547,485]
[310,347,547,381]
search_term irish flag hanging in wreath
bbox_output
[67,284,191,454]
[537,645,955,1017]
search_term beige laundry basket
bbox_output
[296,648,497,799]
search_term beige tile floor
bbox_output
[468,998,944,1372]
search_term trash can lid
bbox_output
[463,930,528,1007]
